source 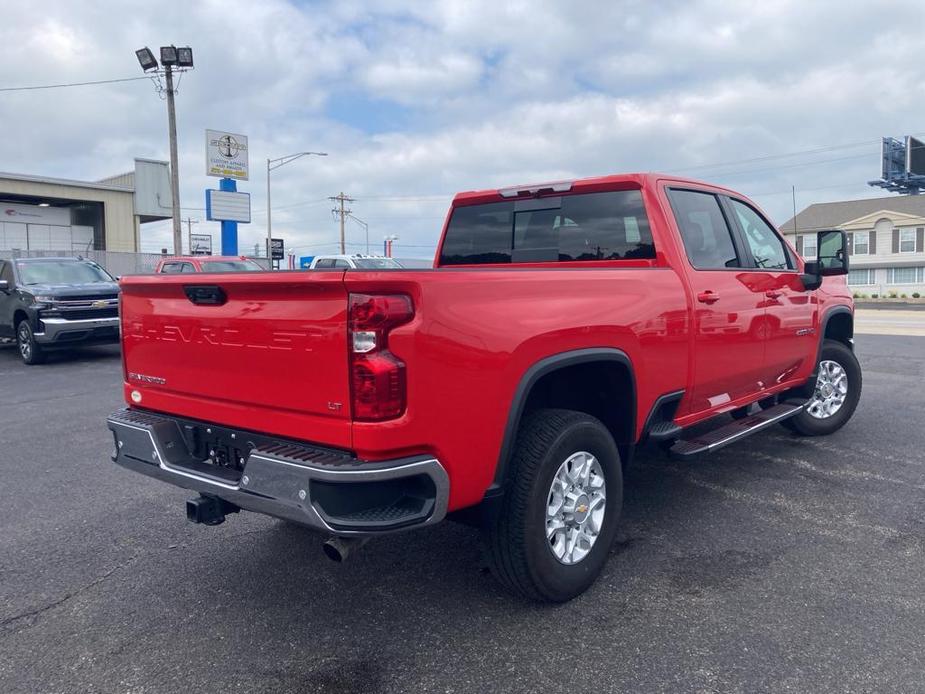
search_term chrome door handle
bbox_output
[697,291,720,304]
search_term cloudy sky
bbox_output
[1,0,924,259]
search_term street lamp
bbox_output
[266,151,327,269]
[135,44,194,255]
[348,213,369,254]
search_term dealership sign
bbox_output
[189,233,213,255]
[206,129,249,180]
[206,189,251,223]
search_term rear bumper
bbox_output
[106,408,449,536]
[35,316,120,345]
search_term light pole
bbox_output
[348,213,369,254]
[135,45,193,255]
[266,151,327,269]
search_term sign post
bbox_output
[205,129,249,255]
[267,238,284,269]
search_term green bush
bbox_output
[914,292,921,298]
[901,293,908,299]
[871,293,879,298]
[888,292,898,299]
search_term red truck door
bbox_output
[665,188,768,416]
[723,196,816,387]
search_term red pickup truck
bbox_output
[108,173,859,602]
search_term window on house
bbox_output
[853,231,869,255]
[801,234,817,258]
[899,229,916,253]
[887,266,924,284]
[847,268,874,286]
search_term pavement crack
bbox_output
[0,558,132,635]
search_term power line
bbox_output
[0,75,152,92]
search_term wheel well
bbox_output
[824,311,853,348]
[13,309,28,328]
[520,360,634,449]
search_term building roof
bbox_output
[779,194,925,234]
[0,170,133,193]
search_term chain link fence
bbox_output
[0,249,269,275]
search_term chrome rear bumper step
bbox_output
[670,402,804,458]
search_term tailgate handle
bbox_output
[184,285,226,306]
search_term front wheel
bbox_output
[484,408,623,602]
[16,320,45,365]
[785,339,861,436]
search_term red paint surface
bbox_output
[119,173,852,512]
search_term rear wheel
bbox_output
[785,339,860,436]
[484,408,623,602]
[16,319,45,365]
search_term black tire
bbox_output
[484,408,623,602]
[16,319,45,365]
[785,339,861,436]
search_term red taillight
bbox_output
[349,293,413,420]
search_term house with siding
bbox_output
[779,196,925,295]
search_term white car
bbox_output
[309,254,403,269]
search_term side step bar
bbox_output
[670,402,804,458]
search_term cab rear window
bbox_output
[439,190,655,266]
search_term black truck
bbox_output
[0,257,120,364]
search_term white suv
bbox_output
[309,254,403,269]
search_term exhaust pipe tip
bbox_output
[322,536,369,563]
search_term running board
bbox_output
[670,402,804,458]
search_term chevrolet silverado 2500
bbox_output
[107,173,860,601]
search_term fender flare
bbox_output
[818,305,853,359]
[490,347,636,490]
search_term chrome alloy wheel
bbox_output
[17,323,31,361]
[545,451,606,565]
[807,359,848,420]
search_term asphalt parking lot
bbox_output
[1,335,924,693]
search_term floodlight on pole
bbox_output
[266,151,328,270]
[135,47,158,72]
[135,43,194,255]
[176,46,194,68]
[160,45,178,66]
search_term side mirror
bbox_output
[817,229,849,276]
[800,229,849,291]
[0,279,9,293]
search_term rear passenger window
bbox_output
[439,190,655,265]
[668,189,740,270]
[314,259,335,268]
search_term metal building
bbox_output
[0,158,172,253]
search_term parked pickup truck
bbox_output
[153,255,263,273]
[1,256,120,364]
[107,173,859,601]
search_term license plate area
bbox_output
[177,423,258,484]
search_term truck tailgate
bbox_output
[119,272,352,448]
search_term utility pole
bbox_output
[133,45,193,256]
[330,192,354,254]
[164,64,182,256]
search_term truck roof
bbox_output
[451,172,743,205]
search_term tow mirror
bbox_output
[800,229,849,291]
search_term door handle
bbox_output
[697,291,720,304]
[765,290,782,299]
